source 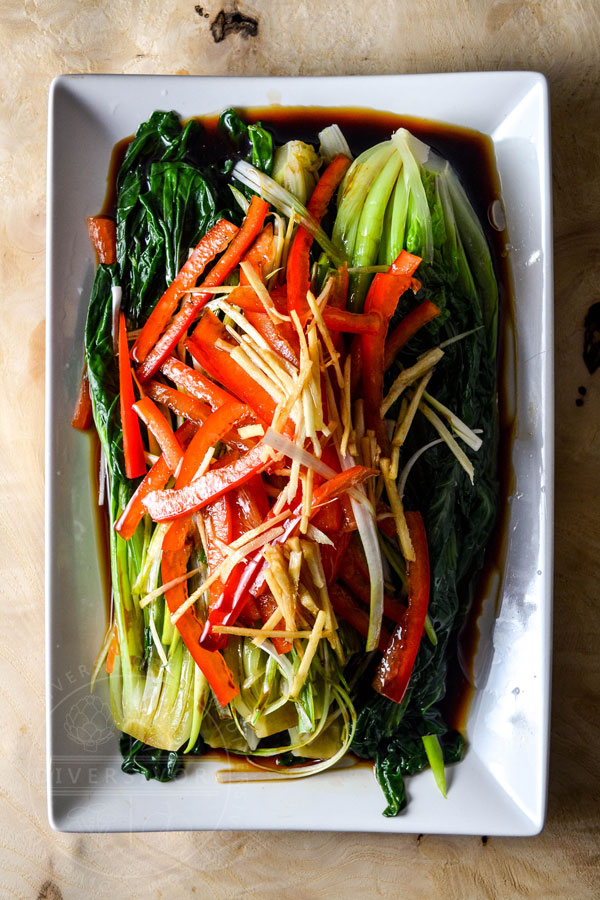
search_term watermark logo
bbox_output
[63,694,114,751]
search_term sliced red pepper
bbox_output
[326,263,350,354]
[339,537,406,624]
[311,498,343,533]
[132,218,238,364]
[146,380,212,425]
[136,196,269,382]
[220,284,288,315]
[105,624,119,674]
[388,249,422,277]
[175,400,250,489]
[328,263,349,310]
[239,224,274,284]
[286,154,352,323]
[86,216,116,264]
[330,583,391,653]
[132,395,183,474]
[143,442,271,521]
[319,530,352,585]
[118,312,146,479]
[230,478,270,532]
[160,356,238,411]
[350,335,362,396]
[162,517,238,707]
[372,511,430,704]
[72,364,94,431]
[340,493,357,532]
[322,307,381,334]
[228,483,267,630]
[254,592,292,654]
[186,310,276,425]
[114,421,197,540]
[360,273,416,456]
[310,465,378,512]
[384,299,441,370]
[244,311,300,367]
[202,495,233,647]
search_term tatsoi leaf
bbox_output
[117,111,203,190]
[118,162,217,325]
[84,263,126,481]
[219,108,274,175]
[120,733,183,782]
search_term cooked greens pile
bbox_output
[82,107,499,816]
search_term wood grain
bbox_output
[1,0,599,897]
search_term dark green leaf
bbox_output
[119,733,183,782]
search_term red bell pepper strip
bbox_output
[185,311,275,425]
[136,196,269,382]
[286,154,352,323]
[227,484,267,630]
[143,442,272,521]
[86,216,116,264]
[114,421,197,540]
[360,273,416,456]
[325,263,350,353]
[132,395,183,474]
[105,624,119,674]
[321,307,381,334]
[72,364,93,431]
[219,285,288,315]
[231,478,270,532]
[118,312,146,479]
[339,538,407,624]
[146,380,212,425]
[348,335,361,396]
[161,517,238,707]
[160,356,238,411]
[376,502,396,539]
[132,218,239,364]
[384,299,442,370]
[340,493,358,532]
[254,592,292,654]
[388,249,422,277]
[330,583,391,653]
[318,530,352,585]
[311,497,343,533]
[310,465,378,512]
[244,311,300,367]
[372,510,430,704]
[238,223,274,283]
[202,495,233,648]
[175,400,250,489]
[328,263,349,310]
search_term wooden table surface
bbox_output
[1,1,599,897]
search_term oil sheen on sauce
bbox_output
[96,105,515,744]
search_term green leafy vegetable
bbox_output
[120,733,184,782]
[219,108,274,175]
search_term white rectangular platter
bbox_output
[46,72,553,834]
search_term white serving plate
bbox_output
[46,73,553,835]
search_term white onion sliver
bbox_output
[233,160,346,267]
[397,439,443,500]
[111,286,122,354]
[98,445,106,507]
[336,445,384,652]
[263,428,336,480]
